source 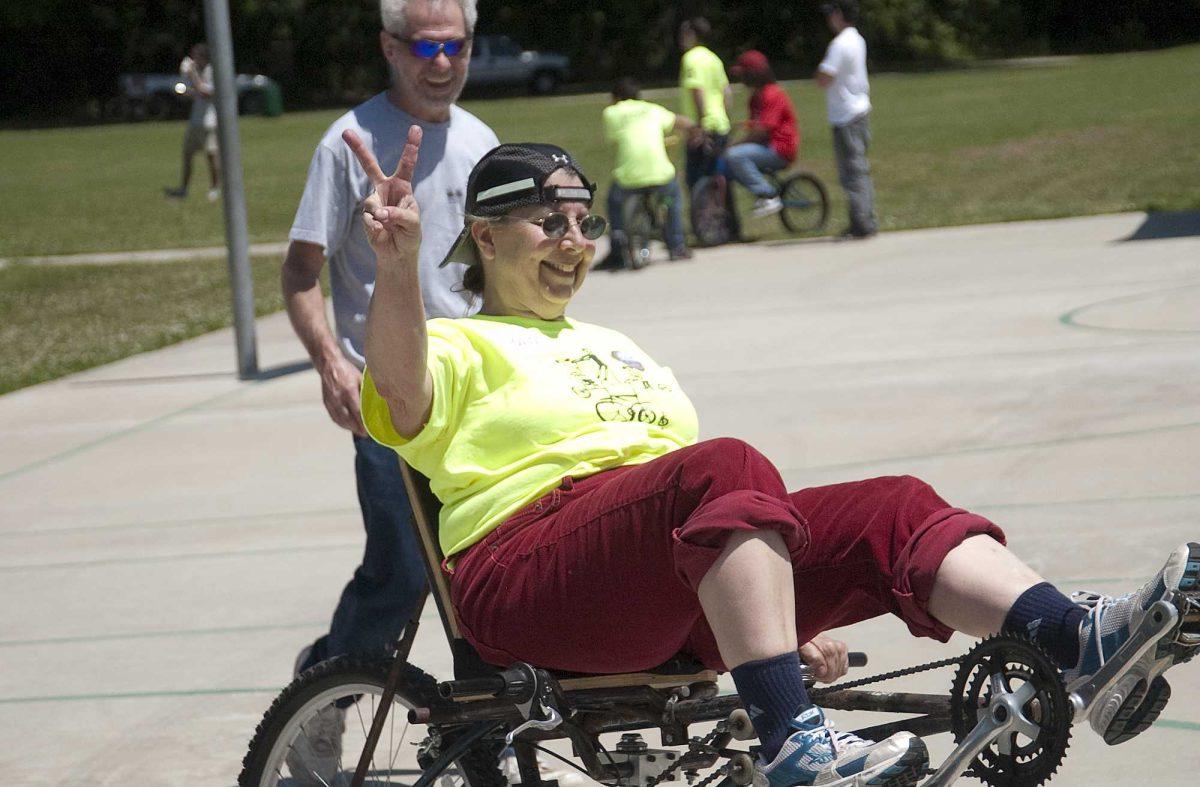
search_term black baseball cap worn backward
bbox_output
[439,142,596,268]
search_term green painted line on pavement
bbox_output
[0,620,327,648]
[0,384,250,486]
[1155,718,1200,732]
[969,492,1200,510]
[797,419,1200,474]
[1059,283,1200,336]
[0,542,359,573]
[0,687,283,705]
[0,506,360,539]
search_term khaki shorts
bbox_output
[183,123,218,156]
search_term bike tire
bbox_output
[690,176,733,247]
[622,194,655,269]
[238,656,506,787]
[778,173,829,234]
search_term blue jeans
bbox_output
[832,114,877,235]
[725,143,787,198]
[301,435,427,670]
[607,178,687,252]
[685,132,728,189]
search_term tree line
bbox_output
[2,0,1198,124]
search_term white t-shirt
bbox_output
[181,57,217,130]
[818,27,871,126]
[289,93,499,368]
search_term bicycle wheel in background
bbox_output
[621,194,654,269]
[690,176,734,247]
[778,173,829,234]
[238,656,506,787]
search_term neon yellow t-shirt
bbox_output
[679,45,731,134]
[603,99,677,189]
[361,315,699,559]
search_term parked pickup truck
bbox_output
[467,35,570,94]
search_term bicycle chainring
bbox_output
[949,634,1072,787]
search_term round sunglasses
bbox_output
[390,34,471,59]
[503,212,608,240]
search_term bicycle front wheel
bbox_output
[778,173,829,234]
[238,656,506,787]
[690,177,733,247]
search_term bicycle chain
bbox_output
[690,761,734,787]
[644,726,726,787]
[810,655,966,698]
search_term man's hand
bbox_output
[343,124,423,264]
[800,634,849,683]
[319,353,367,436]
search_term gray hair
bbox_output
[381,0,478,36]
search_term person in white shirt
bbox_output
[816,1,877,238]
[165,42,221,202]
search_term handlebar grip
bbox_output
[438,664,536,700]
[849,652,868,668]
[437,675,507,699]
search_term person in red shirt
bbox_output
[727,50,800,218]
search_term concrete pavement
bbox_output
[1,212,1198,784]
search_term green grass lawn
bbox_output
[0,257,290,395]
[2,45,1198,259]
[1,45,1198,394]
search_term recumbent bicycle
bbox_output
[239,466,1200,787]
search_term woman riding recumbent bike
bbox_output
[239,131,1200,787]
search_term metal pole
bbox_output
[202,0,258,378]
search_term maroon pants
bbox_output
[451,438,1005,673]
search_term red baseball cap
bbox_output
[733,50,770,75]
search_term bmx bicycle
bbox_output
[690,158,829,247]
[238,470,1200,787]
[614,187,684,270]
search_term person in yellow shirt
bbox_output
[594,78,696,271]
[678,17,732,189]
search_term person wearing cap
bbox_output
[280,0,496,753]
[595,77,696,271]
[816,0,877,239]
[348,130,1195,786]
[678,17,733,190]
[726,50,800,219]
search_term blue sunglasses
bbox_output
[391,34,471,59]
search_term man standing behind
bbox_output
[816,0,877,238]
[678,17,732,190]
[284,0,496,684]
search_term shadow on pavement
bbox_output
[1121,211,1200,242]
[68,359,312,387]
[250,359,313,382]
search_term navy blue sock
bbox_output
[730,651,812,761]
[1002,582,1087,669]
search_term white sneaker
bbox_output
[751,196,783,218]
[760,706,927,787]
[1066,542,1200,744]
[207,187,220,202]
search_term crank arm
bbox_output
[1066,599,1178,722]
[922,681,1039,787]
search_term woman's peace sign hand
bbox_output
[343,124,423,264]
